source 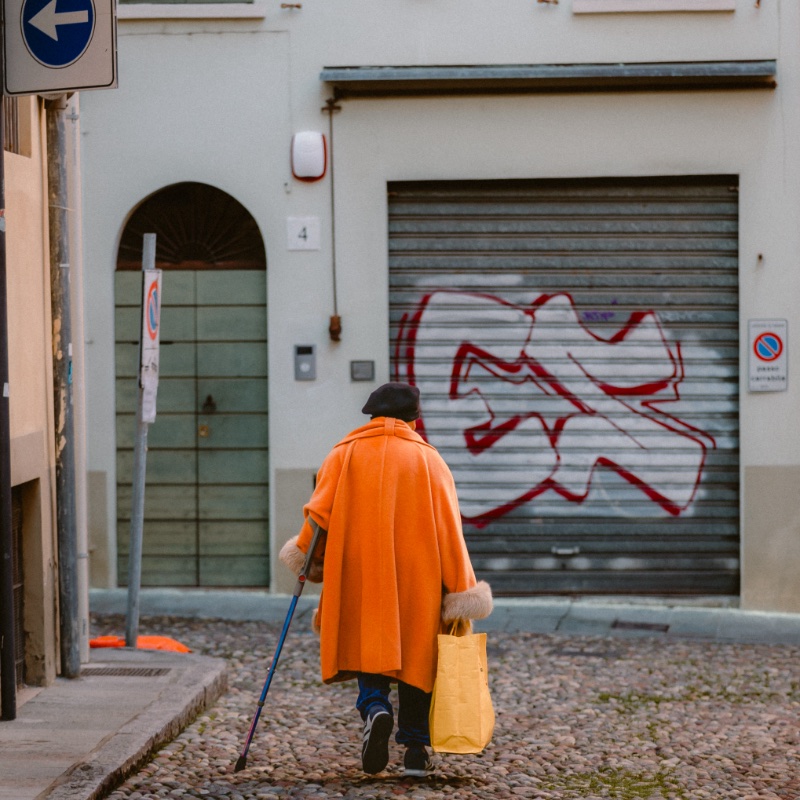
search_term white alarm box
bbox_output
[291,131,327,181]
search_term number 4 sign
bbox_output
[287,216,321,251]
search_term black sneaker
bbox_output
[403,745,433,778]
[361,709,393,774]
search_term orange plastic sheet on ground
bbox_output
[89,635,192,652]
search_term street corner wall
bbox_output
[737,11,800,612]
[6,99,52,440]
[743,467,800,613]
[5,95,59,684]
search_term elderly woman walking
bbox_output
[280,382,492,778]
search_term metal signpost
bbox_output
[3,0,117,95]
[125,234,162,648]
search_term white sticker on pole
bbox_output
[140,269,162,422]
[748,319,787,392]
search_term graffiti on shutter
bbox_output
[396,290,715,525]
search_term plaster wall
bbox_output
[80,29,291,586]
[6,101,53,442]
[241,0,778,72]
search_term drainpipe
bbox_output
[65,95,89,664]
[0,90,18,720]
[46,96,80,679]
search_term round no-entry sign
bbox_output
[21,0,95,68]
[753,331,783,362]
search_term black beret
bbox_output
[362,382,421,422]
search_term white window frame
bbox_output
[117,2,267,19]
[573,0,736,13]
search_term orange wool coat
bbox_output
[282,417,491,694]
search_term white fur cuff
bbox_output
[279,536,306,576]
[442,580,493,622]
[279,535,324,582]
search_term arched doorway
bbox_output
[115,182,269,586]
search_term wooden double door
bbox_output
[115,269,269,586]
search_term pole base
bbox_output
[234,756,247,773]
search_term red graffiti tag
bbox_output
[395,291,715,527]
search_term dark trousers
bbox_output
[356,674,432,747]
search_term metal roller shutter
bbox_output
[389,177,739,596]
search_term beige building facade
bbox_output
[5,95,59,688]
[79,0,800,611]
[2,90,90,699]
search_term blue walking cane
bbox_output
[234,520,324,772]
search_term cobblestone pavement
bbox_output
[93,613,800,800]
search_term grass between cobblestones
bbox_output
[540,768,687,799]
[92,614,800,800]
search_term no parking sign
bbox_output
[748,319,787,392]
[140,269,162,422]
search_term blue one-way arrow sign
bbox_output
[22,0,95,68]
[29,1,91,41]
[3,0,115,94]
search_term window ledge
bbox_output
[117,2,267,19]
[573,0,736,13]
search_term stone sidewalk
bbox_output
[0,645,227,800]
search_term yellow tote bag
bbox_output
[428,623,495,754]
